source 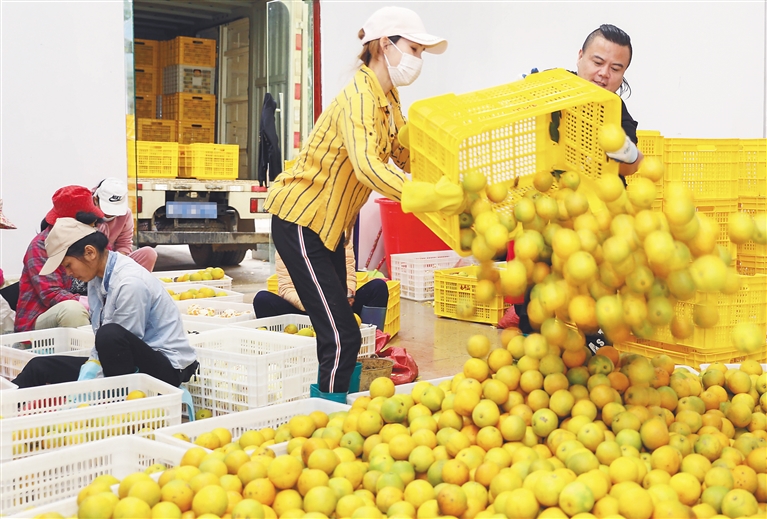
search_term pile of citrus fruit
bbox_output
[42,326,766,519]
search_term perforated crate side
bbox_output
[177,121,215,144]
[0,437,186,516]
[433,266,509,325]
[385,280,401,337]
[390,251,461,301]
[647,274,767,350]
[135,67,160,95]
[617,339,766,370]
[663,138,740,200]
[162,93,216,122]
[736,196,767,264]
[134,39,160,68]
[0,329,94,380]
[738,139,766,195]
[185,329,319,415]
[0,374,182,462]
[135,95,157,119]
[407,69,622,254]
[694,199,738,264]
[137,118,177,142]
[136,141,179,178]
[168,36,217,67]
[189,143,239,180]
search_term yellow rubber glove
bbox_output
[398,124,410,149]
[401,177,465,215]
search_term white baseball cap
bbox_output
[94,177,129,216]
[361,6,447,54]
[40,218,97,276]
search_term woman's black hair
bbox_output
[40,218,50,232]
[65,212,109,259]
[582,24,633,98]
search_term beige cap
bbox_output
[40,218,97,276]
[361,6,447,54]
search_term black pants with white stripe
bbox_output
[271,215,361,393]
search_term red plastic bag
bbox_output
[374,331,419,384]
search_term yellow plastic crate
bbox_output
[646,274,766,350]
[739,139,766,195]
[162,93,216,122]
[433,265,509,325]
[136,141,179,178]
[134,39,160,68]
[135,94,157,119]
[182,143,239,180]
[663,138,740,200]
[626,130,664,211]
[178,143,191,178]
[264,274,400,338]
[135,67,160,95]
[177,120,215,144]
[166,36,217,67]
[385,280,401,338]
[137,118,177,142]
[737,196,767,275]
[616,338,766,370]
[694,199,738,264]
[407,69,622,254]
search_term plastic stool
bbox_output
[180,385,195,422]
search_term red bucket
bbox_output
[375,198,449,273]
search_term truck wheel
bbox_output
[188,244,224,267]
[220,248,248,266]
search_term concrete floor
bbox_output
[155,245,499,381]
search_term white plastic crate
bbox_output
[164,282,244,302]
[1,377,17,390]
[232,314,377,358]
[185,328,319,416]
[175,299,254,323]
[0,374,182,462]
[390,251,462,301]
[0,328,94,380]
[346,376,453,405]
[1,436,188,517]
[153,269,233,290]
[155,398,350,452]
[182,317,232,335]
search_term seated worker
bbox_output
[14,186,104,332]
[12,215,198,388]
[93,177,157,272]
[253,239,390,331]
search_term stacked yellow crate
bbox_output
[736,139,767,275]
[134,39,161,120]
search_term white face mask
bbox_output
[384,40,422,87]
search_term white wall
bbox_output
[320,0,767,271]
[1,0,128,279]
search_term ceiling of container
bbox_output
[133,0,255,41]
